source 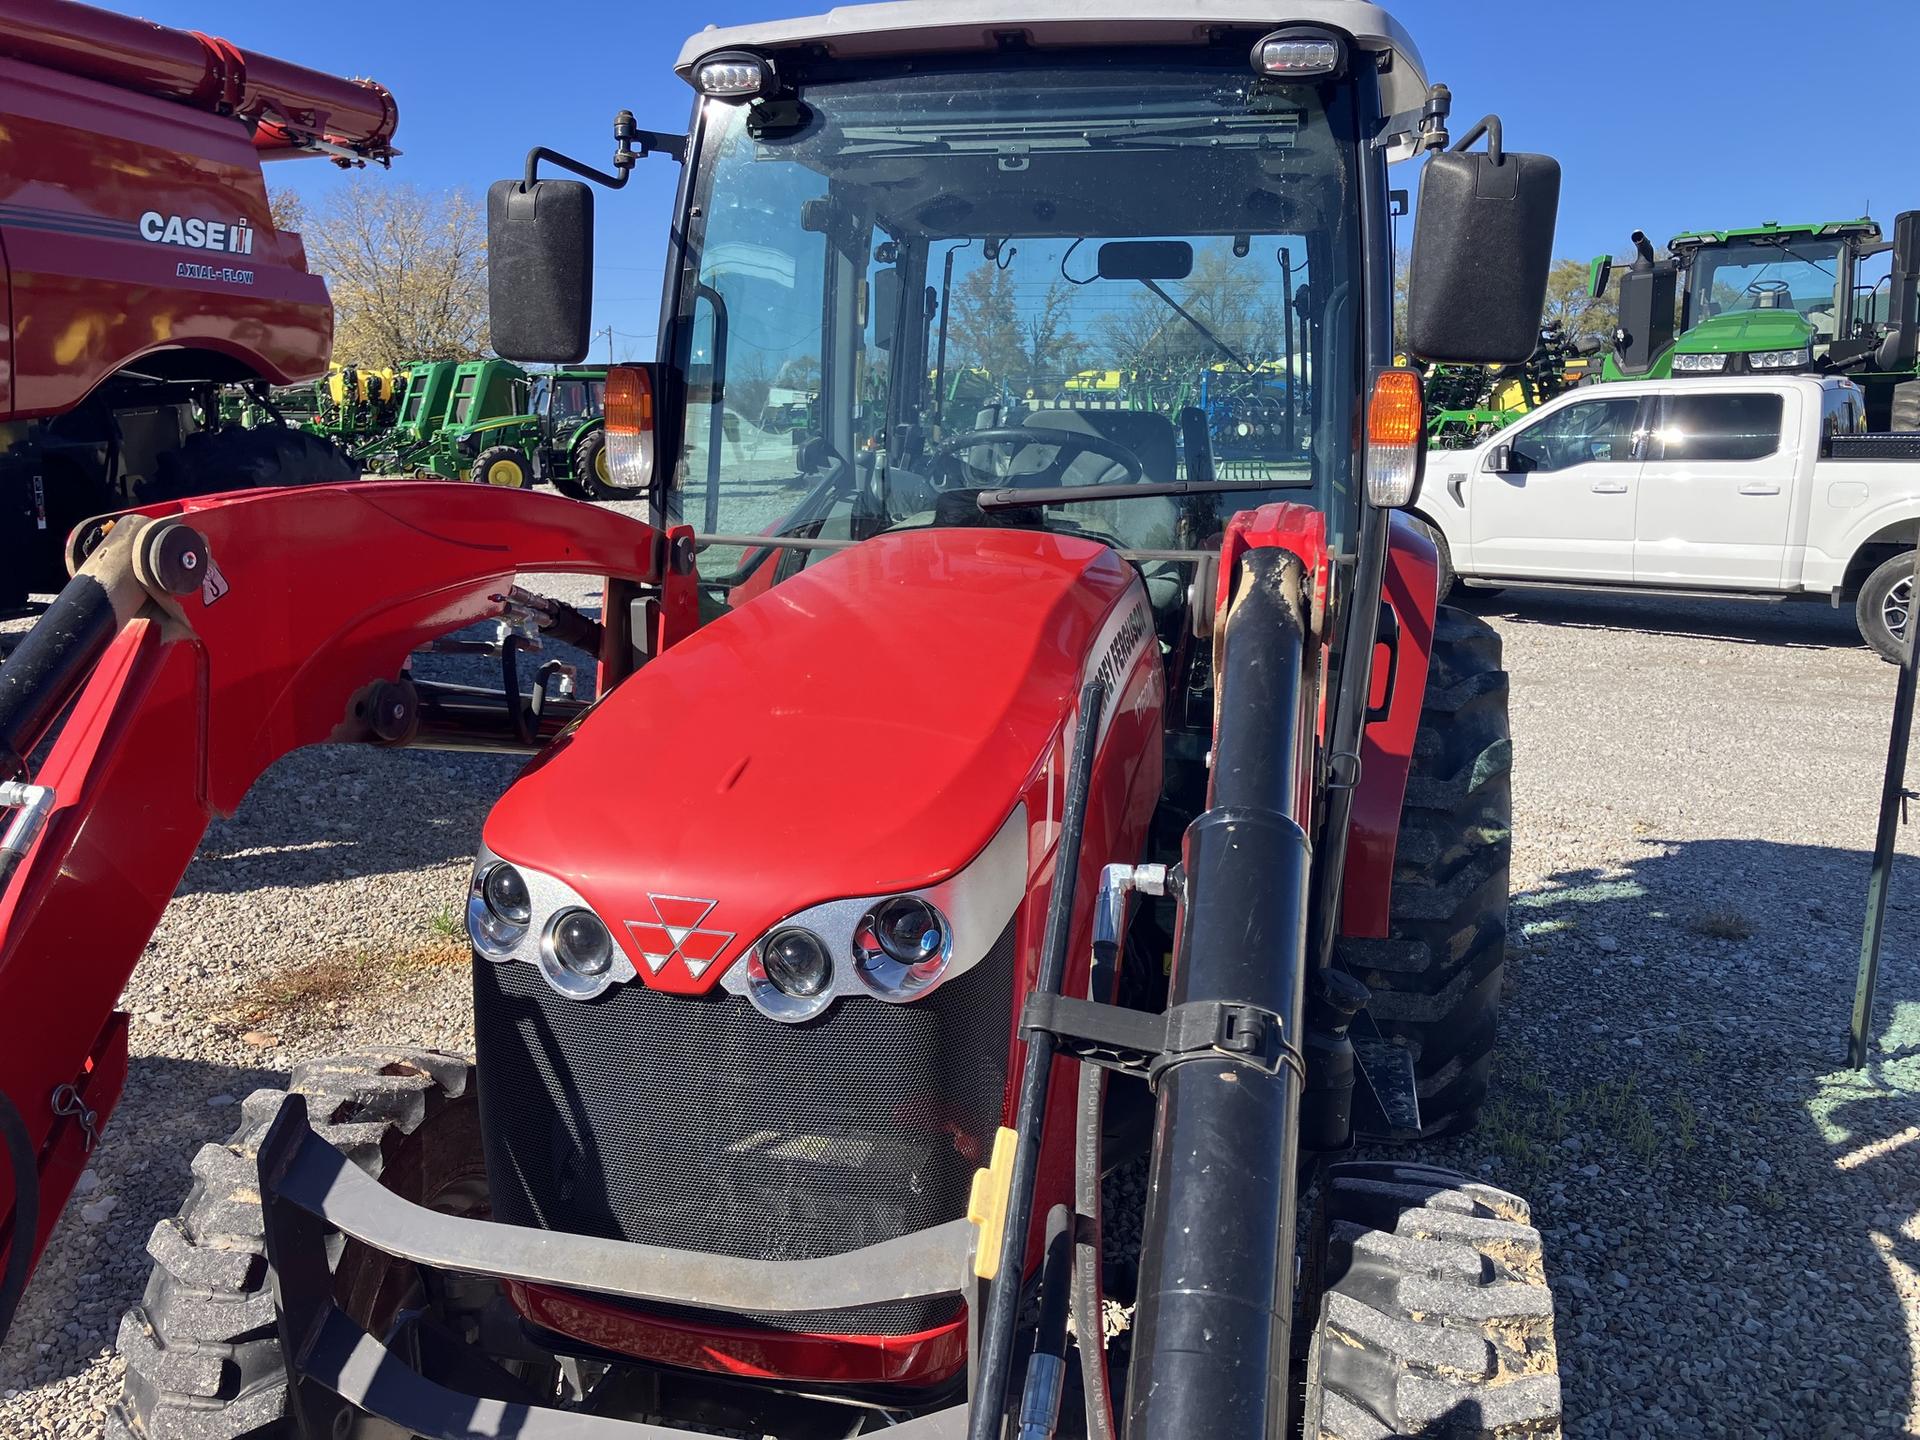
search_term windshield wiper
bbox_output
[976,477,1311,510]
[1138,279,1255,371]
[1751,233,1837,280]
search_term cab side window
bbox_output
[1653,393,1784,462]
[1506,398,1642,473]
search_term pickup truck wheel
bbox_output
[1856,551,1915,664]
[1298,1161,1561,1439]
[1337,609,1510,1138]
[110,1050,482,1440]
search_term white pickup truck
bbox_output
[1412,375,1920,659]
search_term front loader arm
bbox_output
[0,482,676,1338]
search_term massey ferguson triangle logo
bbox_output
[626,895,735,978]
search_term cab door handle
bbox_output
[1590,480,1629,494]
[1739,482,1781,496]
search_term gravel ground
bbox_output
[2,567,1917,1439]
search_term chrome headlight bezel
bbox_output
[720,803,1026,1023]
[466,845,638,1001]
[1672,351,1730,374]
[1749,346,1812,371]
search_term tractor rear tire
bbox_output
[1891,379,1920,434]
[1337,608,1511,1138]
[1298,1161,1561,1439]
[138,425,358,504]
[1855,549,1914,664]
[471,444,534,490]
[572,427,642,502]
[110,1050,481,1440]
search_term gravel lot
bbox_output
[2,568,1917,1439]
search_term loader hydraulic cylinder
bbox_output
[1125,546,1313,1440]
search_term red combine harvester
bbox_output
[0,4,1566,1437]
[0,0,399,612]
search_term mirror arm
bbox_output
[521,109,686,191]
[1449,114,1503,163]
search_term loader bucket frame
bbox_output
[0,482,691,1324]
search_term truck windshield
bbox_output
[1687,236,1846,337]
[667,57,1363,589]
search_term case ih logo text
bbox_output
[139,211,256,254]
[625,895,736,979]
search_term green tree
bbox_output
[1542,257,1618,342]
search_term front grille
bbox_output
[473,923,1015,1336]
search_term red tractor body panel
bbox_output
[486,528,1146,994]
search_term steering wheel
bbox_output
[1747,278,1794,301]
[932,425,1146,491]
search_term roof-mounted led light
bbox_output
[695,50,775,99]
[1252,29,1346,79]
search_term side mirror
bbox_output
[872,267,901,352]
[1406,127,1561,365]
[1485,442,1513,473]
[487,179,594,363]
[1588,255,1613,301]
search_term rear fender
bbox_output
[0,482,667,1312]
[1339,514,1438,939]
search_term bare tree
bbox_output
[1542,257,1619,342]
[278,182,490,364]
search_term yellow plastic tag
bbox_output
[965,1127,1018,1279]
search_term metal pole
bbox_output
[1851,546,1920,1068]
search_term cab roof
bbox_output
[675,1,1428,117]
[1669,217,1880,252]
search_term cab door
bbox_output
[1633,388,1795,588]
[1469,393,1646,580]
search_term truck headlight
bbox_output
[1749,347,1812,370]
[1672,353,1729,373]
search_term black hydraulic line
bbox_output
[969,679,1107,1440]
[1851,548,1919,1068]
[1016,1206,1073,1440]
[0,574,116,783]
[1070,1064,1116,1440]
[695,282,731,535]
[1125,546,1312,1440]
[0,1087,39,1346]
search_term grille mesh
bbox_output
[473,924,1015,1336]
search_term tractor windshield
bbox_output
[666,56,1364,591]
[1686,235,1848,340]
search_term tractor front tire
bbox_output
[1299,1161,1561,1439]
[1410,518,1455,604]
[471,444,534,490]
[1855,550,1914,664]
[1337,607,1511,1138]
[110,1050,480,1440]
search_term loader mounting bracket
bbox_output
[1020,993,1304,1085]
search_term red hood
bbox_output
[483,528,1143,993]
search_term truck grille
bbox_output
[472,923,1015,1336]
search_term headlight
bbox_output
[854,896,952,999]
[1750,347,1812,370]
[468,862,530,957]
[745,928,834,1022]
[1672,352,1729,373]
[541,908,617,997]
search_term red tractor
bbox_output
[0,0,399,613]
[0,4,1564,1437]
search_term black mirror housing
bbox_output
[1484,442,1512,473]
[1098,240,1194,282]
[488,179,595,363]
[1407,148,1560,366]
[872,267,901,352]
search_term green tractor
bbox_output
[418,359,530,479]
[1591,212,1920,429]
[451,366,633,498]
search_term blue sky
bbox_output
[130,0,1920,360]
